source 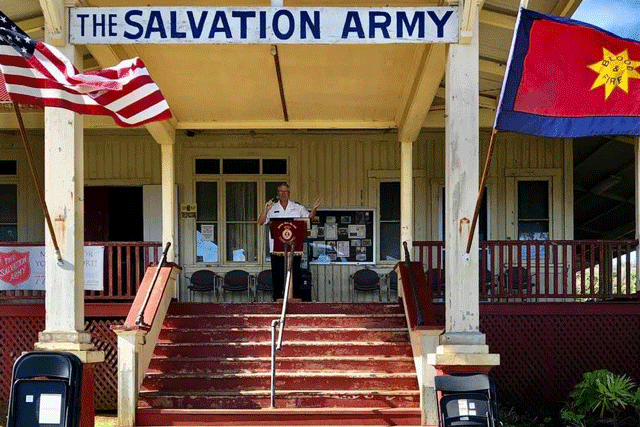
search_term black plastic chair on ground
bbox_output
[434,373,498,427]
[220,269,252,301]
[255,269,273,301]
[351,268,381,301]
[188,270,219,300]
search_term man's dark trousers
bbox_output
[271,254,302,301]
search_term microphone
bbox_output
[270,196,278,203]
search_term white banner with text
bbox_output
[0,246,105,291]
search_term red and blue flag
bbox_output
[495,9,640,137]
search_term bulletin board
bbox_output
[306,208,376,264]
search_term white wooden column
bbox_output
[428,7,498,374]
[34,23,99,365]
[442,13,483,345]
[401,139,414,259]
[161,142,176,262]
[34,38,91,351]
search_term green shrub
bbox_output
[561,369,638,427]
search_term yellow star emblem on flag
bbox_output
[588,48,640,100]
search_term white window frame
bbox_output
[192,159,289,266]
[506,168,562,241]
[368,170,425,265]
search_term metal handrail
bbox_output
[135,242,171,327]
[270,242,295,408]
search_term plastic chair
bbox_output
[351,268,381,301]
[7,352,83,427]
[434,374,498,427]
[255,269,273,302]
[188,270,218,300]
[220,269,252,301]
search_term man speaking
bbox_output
[258,183,320,301]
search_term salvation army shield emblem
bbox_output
[0,250,31,286]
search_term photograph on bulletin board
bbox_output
[307,208,375,264]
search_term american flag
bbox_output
[0,11,172,127]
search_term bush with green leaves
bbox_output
[561,369,639,427]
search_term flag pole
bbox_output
[12,102,63,262]
[466,127,499,254]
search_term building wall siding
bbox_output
[0,129,568,302]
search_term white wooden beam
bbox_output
[38,0,65,44]
[460,0,481,42]
[0,110,117,129]
[178,120,398,130]
[396,44,446,142]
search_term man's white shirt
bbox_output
[265,201,310,252]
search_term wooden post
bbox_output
[401,139,414,259]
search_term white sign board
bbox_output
[69,7,458,44]
[0,246,105,291]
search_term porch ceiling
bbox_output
[1,0,581,131]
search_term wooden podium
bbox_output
[269,218,308,301]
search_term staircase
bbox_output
[136,302,422,426]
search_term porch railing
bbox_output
[0,241,161,301]
[414,240,639,301]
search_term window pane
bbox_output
[518,181,549,220]
[0,184,17,223]
[227,223,257,262]
[196,223,218,262]
[380,182,400,221]
[0,161,17,175]
[263,159,287,174]
[223,159,260,174]
[196,182,217,221]
[226,182,256,221]
[380,222,400,261]
[265,182,281,203]
[518,221,549,240]
[0,225,17,242]
[195,159,220,174]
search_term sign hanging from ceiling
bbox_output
[69,7,458,44]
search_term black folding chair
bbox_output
[350,268,381,301]
[434,374,498,427]
[188,269,219,300]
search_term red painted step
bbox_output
[147,356,416,374]
[136,407,421,426]
[158,327,410,343]
[137,302,420,426]
[167,302,405,315]
[163,313,408,329]
[141,372,419,392]
[138,390,421,410]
